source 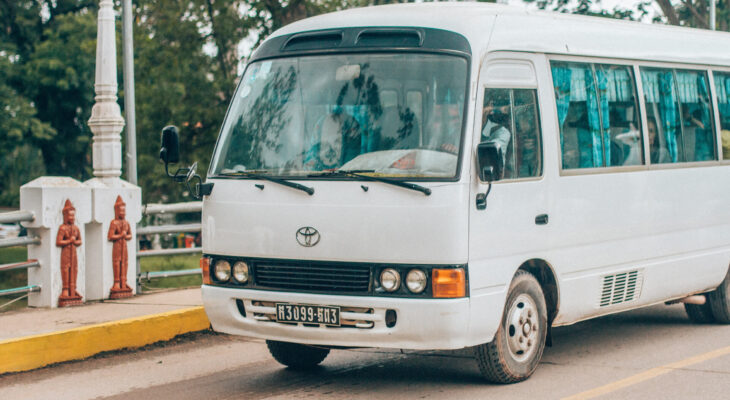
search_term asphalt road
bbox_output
[2,303,729,400]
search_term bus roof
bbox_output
[271,3,730,67]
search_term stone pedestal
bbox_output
[20,177,92,308]
[84,178,141,301]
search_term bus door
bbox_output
[468,54,552,337]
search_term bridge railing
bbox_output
[136,202,202,285]
[0,210,41,298]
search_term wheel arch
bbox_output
[517,258,560,326]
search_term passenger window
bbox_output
[482,88,542,179]
[640,67,716,163]
[551,61,643,169]
[714,72,730,160]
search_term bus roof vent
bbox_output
[599,270,643,307]
[283,30,344,52]
[355,29,423,48]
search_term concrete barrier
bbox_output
[0,306,209,374]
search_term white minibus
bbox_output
[160,3,730,382]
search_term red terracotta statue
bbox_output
[108,195,133,299]
[57,199,83,307]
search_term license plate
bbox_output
[275,303,341,326]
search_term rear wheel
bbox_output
[474,271,547,384]
[708,269,730,324]
[684,302,715,324]
[266,340,330,369]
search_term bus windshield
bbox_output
[211,53,468,179]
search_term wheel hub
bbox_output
[505,293,539,362]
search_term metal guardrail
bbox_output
[137,223,201,236]
[138,247,201,257]
[143,201,202,215]
[0,260,40,272]
[0,210,34,224]
[0,236,41,249]
[137,202,202,283]
[139,268,201,280]
[0,285,40,297]
[0,210,41,298]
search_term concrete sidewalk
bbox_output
[0,288,210,374]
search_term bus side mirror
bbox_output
[158,125,213,200]
[160,125,180,165]
[476,141,504,182]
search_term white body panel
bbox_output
[201,3,730,350]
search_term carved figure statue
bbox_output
[108,195,133,299]
[57,199,83,307]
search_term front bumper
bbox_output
[202,285,472,350]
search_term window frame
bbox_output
[476,55,545,183]
[639,66,718,164]
[710,68,730,164]
[548,55,725,176]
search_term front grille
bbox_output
[254,263,371,293]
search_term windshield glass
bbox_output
[211,53,468,179]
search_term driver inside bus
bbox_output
[481,100,511,151]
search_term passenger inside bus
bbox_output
[647,118,671,164]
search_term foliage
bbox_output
[524,0,729,30]
[5,0,724,208]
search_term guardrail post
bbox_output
[20,177,92,307]
[85,182,142,300]
[83,0,142,301]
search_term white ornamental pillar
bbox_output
[20,178,92,308]
[85,0,142,300]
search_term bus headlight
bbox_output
[405,269,427,293]
[214,260,231,282]
[380,268,401,292]
[232,261,249,284]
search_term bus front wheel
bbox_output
[266,340,330,369]
[708,269,730,324]
[474,270,547,384]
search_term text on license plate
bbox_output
[275,303,340,326]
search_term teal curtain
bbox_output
[695,75,713,160]
[721,74,730,125]
[658,71,679,162]
[595,68,611,166]
[552,65,572,156]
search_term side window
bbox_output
[714,72,730,160]
[482,88,542,179]
[551,61,643,169]
[640,67,716,163]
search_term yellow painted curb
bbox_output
[0,306,210,374]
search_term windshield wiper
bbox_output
[310,170,431,196]
[219,171,314,195]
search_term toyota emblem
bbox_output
[296,227,320,247]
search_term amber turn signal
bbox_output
[432,268,466,298]
[200,257,211,285]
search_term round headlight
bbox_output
[406,269,427,293]
[232,261,249,283]
[214,260,231,282]
[380,268,401,292]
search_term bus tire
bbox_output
[708,269,730,324]
[266,340,330,369]
[683,302,715,324]
[474,270,547,384]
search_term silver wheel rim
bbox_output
[505,293,540,363]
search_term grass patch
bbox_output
[0,247,200,312]
[0,247,29,313]
[138,253,202,292]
